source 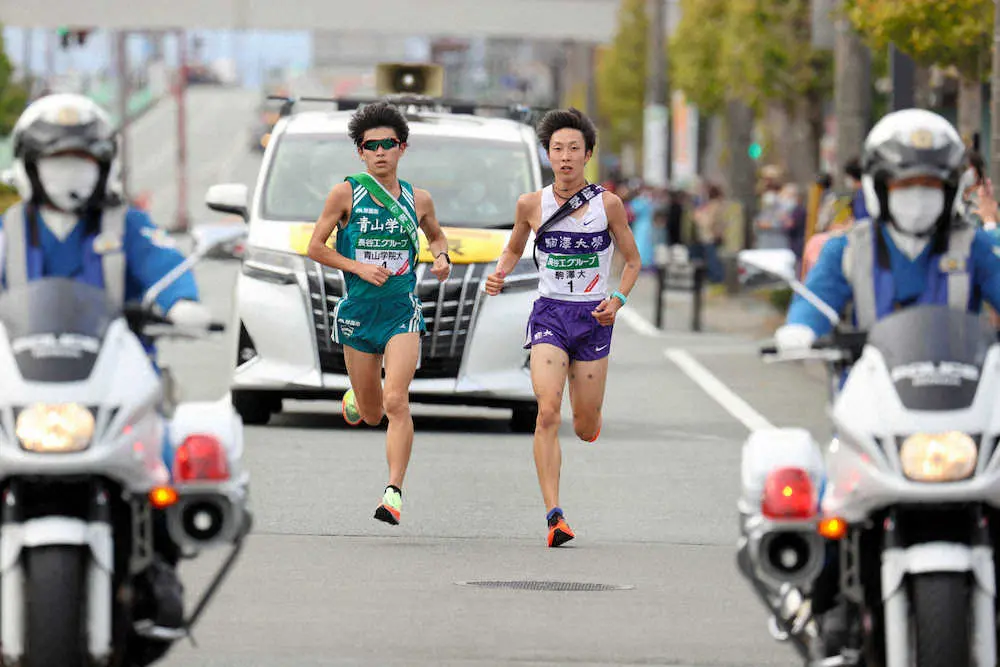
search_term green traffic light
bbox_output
[57,27,69,36]
[748,143,762,160]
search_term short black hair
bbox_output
[537,107,597,153]
[968,150,985,180]
[844,157,863,180]
[348,101,409,148]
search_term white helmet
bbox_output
[860,108,966,236]
[11,93,122,213]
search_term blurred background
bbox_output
[0,0,996,280]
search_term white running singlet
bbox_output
[535,185,614,302]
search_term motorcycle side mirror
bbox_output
[738,248,797,282]
[737,249,841,327]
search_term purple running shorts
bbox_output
[523,296,614,361]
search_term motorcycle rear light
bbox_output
[761,467,817,520]
[149,486,178,509]
[818,517,847,540]
[174,434,230,482]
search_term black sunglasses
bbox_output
[362,138,401,151]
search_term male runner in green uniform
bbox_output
[307,101,451,525]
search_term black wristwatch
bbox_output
[436,251,452,265]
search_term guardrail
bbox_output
[653,245,706,332]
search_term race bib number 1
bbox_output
[546,253,600,294]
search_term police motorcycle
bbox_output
[0,223,252,667]
[736,248,1000,667]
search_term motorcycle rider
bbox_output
[774,108,1000,655]
[0,94,211,653]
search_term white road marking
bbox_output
[617,307,661,337]
[664,348,774,431]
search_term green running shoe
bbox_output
[374,486,402,525]
[342,388,362,426]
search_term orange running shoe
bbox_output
[546,508,575,547]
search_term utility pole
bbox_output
[889,44,916,111]
[991,0,1000,187]
[833,0,871,189]
[175,30,190,233]
[115,31,130,198]
[642,0,668,187]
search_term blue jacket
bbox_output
[788,224,1000,337]
[0,206,199,315]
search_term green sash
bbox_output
[349,172,420,253]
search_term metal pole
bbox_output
[115,31,130,198]
[22,28,33,87]
[655,264,666,329]
[175,30,190,233]
[991,0,1000,188]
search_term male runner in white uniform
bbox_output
[486,108,641,546]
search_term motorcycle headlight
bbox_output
[900,432,977,482]
[15,403,95,453]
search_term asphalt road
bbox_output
[140,87,828,666]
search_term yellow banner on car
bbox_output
[288,224,508,264]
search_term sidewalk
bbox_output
[626,271,786,340]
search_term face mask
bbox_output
[35,156,100,212]
[887,186,945,235]
[762,192,778,207]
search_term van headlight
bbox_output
[502,258,540,291]
[15,403,95,453]
[900,432,977,482]
[241,248,300,285]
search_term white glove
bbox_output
[774,323,816,352]
[166,300,212,329]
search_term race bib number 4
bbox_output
[357,237,411,275]
[545,253,600,294]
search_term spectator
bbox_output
[753,165,788,249]
[690,182,727,282]
[780,183,808,262]
[844,157,868,221]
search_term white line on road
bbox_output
[664,348,774,432]
[617,307,661,337]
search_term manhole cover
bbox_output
[456,580,634,592]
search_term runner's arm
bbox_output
[307,182,361,273]
[606,193,641,300]
[415,189,449,260]
[494,193,533,276]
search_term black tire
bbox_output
[233,390,274,425]
[24,546,87,667]
[510,404,538,434]
[910,572,970,667]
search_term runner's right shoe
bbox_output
[342,388,362,426]
[374,486,402,525]
[546,507,575,547]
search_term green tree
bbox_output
[669,0,728,115]
[0,28,27,136]
[595,0,648,154]
[844,0,992,80]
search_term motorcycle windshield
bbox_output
[866,306,995,411]
[0,278,117,383]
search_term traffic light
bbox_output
[58,27,91,50]
[748,142,763,161]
